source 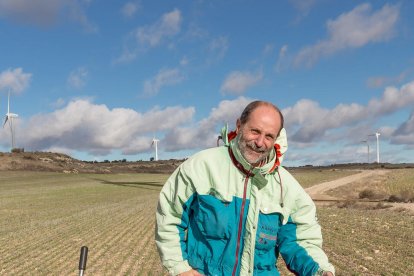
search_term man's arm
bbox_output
[277,191,335,275]
[155,166,197,275]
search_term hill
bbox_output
[1,151,413,174]
[0,151,183,174]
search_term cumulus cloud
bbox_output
[9,99,195,155]
[0,0,97,31]
[163,97,252,151]
[67,67,88,89]
[0,67,32,94]
[220,70,263,95]
[121,1,140,18]
[390,111,414,145]
[284,80,414,143]
[294,3,399,67]
[142,68,185,97]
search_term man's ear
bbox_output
[236,119,241,134]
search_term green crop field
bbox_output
[1,170,413,275]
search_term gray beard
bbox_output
[237,133,271,166]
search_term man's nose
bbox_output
[255,135,265,148]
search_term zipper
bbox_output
[231,171,251,276]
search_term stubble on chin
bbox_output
[237,136,268,166]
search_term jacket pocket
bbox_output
[193,194,232,239]
[256,209,280,251]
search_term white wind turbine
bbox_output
[3,89,19,150]
[151,137,160,161]
[368,132,380,163]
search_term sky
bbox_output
[1,0,414,166]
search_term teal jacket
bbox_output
[155,128,335,275]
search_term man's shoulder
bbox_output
[187,146,228,162]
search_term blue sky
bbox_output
[1,0,414,166]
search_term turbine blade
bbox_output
[3,116,8,127]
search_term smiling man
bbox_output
[155,101,335,276]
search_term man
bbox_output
[156,101,335,276]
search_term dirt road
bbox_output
[306,170,414,213]
[305,170,389,200]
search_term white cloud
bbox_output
[67,67,88,89]
[0,0,62,26]
[135,9,182,47]
[115,9,182,63]
[121,2,139,18]
[0,0,97,31]
[294,3,399,67]
[163,97,252,151]
[12,99,195,155]
[142,68,185,96]
[220,70,263,95]
[284,80,414,143]
[0,67,32,94]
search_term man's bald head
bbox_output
[239,101,284,134]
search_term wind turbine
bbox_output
[361,140,370,163]
[368,132,380,163]
[3,89,19,150]
[151,137,160,161]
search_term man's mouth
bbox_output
[247,143,265,154]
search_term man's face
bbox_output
[236,105,282,166]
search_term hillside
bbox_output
[1,151,413,175]
[0,151,183,174]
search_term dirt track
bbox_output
[306,170,414,212]
[305,170,389,200]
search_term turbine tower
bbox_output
[3,89,19,150]
[151,137,160,161]
[361,140,370,163]
[368,132,380,163]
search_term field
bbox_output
[1,169,413,275]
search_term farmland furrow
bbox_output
[117,209,157,274]
[82,198,156,274]
[106,210,154,274]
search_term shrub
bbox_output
[359,189,376,199]
[388,194,404,202]
[400,189,414,203]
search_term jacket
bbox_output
[155,127,335,275]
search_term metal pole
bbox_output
[361,140,370,163]
[79,246,88,276]
[376,132,380,163]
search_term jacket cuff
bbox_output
[315,267,335,276]
[169,260,192,276]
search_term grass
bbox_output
[382,169,414,199]
[1,170,413,275]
